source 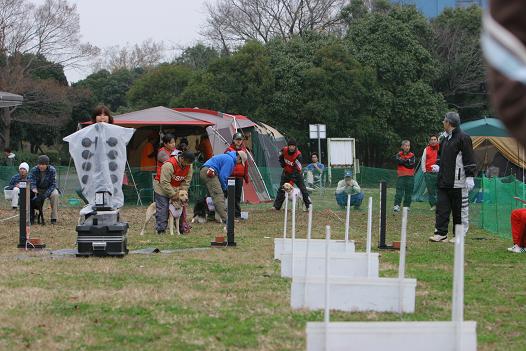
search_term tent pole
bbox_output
[62,123,81,205]
[126,160,142,206]
[62,156,72,207]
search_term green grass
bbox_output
[0,188,524,350]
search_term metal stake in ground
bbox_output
[17,181,45,249]
[226,177,236,246]
[378,180,395,250]
[211,177,236,247]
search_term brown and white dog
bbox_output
[282,182,309,211]
[140,189,189,236]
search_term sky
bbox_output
[55,0,210,83]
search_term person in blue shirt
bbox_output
[199,151,247,222]
[29,155,60,224]
[305,152,325,189]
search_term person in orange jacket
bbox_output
[421,135,439,211]
[224,132,249,218]
[393,140,416,212]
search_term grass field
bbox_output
[0,188,524,350]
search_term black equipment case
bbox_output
[76,210,129,257]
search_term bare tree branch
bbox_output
[91,39,166,73]
[201,0,347,50]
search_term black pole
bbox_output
[378,181,388,249]
[18,181,28,248]
[226,177,236,246]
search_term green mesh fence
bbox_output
[0,163,520,238]
[0,164,208,207]
[478,175,526,238]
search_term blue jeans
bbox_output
[336,192,364,208]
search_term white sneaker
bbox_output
[507,244,518,252]
[393,205,400,212]
[430,206,436,211]
[510,245,525,253]
[429,234,448,242]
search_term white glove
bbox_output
[431,164,440,173]
[466,177,475,191]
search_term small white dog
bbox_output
[140,189,189,236]
[282,182,309,211]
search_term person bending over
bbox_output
[273,139,311,210]
[200,151,247,223]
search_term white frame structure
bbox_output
[305,222,476,351]
[291,206,416,313]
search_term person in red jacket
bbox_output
[157,134,176,168]
[509,207,526,253]
[393,140,416,212]
[272,138,311,211]
[224,132,249,218]
[421,135,439,211]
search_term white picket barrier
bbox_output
[281,196,376,278]
[292,206,416,313]
[306,321,477,351]
[281,251,379,278]
[305,222,476,351]
[274,194,356,261]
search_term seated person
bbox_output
[335,170,364,209]
[304,152,324,188]
[4,148,16,166]
[29,155,60,224]
[171,137,189,157]
[508,207,526,253]
[4,162,30,209]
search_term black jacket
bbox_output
[436,127,477,189]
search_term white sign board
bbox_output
[328,138,354,166]
[309,124,326,139]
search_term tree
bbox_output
[345,6,447,165]
[74,68,144,112]
[0,0,96,149]
[92,39,165,73]
[174,43,220,71]
[127,64,194,109]
[202,0,348,52]
[4,53,73,151]
[260,33,385,163]
[430,6,487,119]
[175,41,274,115]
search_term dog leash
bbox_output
[0,214,19,222]
[324,209,344,223]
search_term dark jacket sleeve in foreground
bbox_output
[487,0,526,148]
[461,134,477,177]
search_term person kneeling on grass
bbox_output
[335,170,364,209]
[153,151,195,235]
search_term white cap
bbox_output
[19,162,29,172]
